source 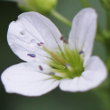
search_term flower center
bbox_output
[44,45,84,80]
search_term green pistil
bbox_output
[44,45,84,80]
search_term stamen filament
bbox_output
[43,45,84,79]
[43,47,66,65]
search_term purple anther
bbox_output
[37,42,44,46]
[60,36,68,43]
[60,36,64,40]
[20,31,25,35]
[27,54,36,58]
[49,72,55,75]
[39,65,43,71]
[66,64,70,67]
[79,51,84,54]
[40,42,44,45]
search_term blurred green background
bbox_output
[0,0,108,110]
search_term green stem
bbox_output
[50,10,72,27]
[80,0,90,7]
[93,80,110,110]
[96,91,110,110]
[106,11,110,30]
[95,24,107,43]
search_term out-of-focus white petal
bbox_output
[7,12,62,62]
[69,8,97,61]
[1,63,59,96]
[59,56,107,92]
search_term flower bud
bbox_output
[18,0,57,14]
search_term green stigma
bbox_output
[44,45,84,80]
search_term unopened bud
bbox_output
[18,0,57,14]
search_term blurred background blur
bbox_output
[0,0,108,110]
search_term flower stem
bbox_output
[106,11,110,30]
[50,10,72,27]
[80,0,90,7]
[94,86,110,110]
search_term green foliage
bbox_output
[100,0,110,10]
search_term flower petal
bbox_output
[8,12,62,61]
[69,8,97,60]
[84,56,107,86]
[59,56,107,92]
[59,78,79,92]
[1,63,59,96]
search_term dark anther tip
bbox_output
[79,51,84,54]
[27,54,36,58]
[39,65,43,71]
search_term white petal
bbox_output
[8,12,62,61]
[1,63,59,96]
[84,56,107,86]
[59,77,93,92]
[59,56,107,92]
[59,78,79,92]
[69,8,97,60]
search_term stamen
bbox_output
[60,36,64,40]
[39,65,43,71]
[20,31,25,35]
[66,64,72,71]
[79,51,84,54]
[43,44,84,79]
[49,72,55,75]
[60,36,68,44]
[37,42,44,46]
[27,53,36,58]
[43,47,66,65]
[66,64,70,67]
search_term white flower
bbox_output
[1,8,107,96]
